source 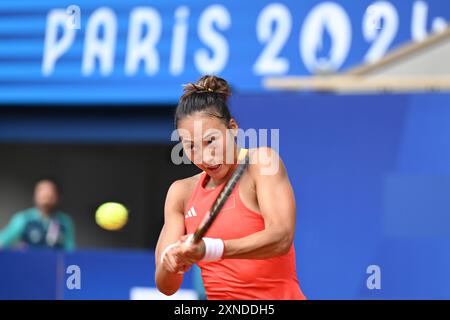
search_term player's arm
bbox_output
[0,213,26,249]
[155,180,188,296]
[177,147,296,262]
[222,147,296,259]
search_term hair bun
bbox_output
[182,75,231,101]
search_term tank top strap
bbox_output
[185,172,207,212]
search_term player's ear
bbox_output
[228,118,239,137]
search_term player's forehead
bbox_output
[177,115,225,141]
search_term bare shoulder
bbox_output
[166,172,203,207]
[247,147,286,179]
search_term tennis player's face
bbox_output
[178,113,237,180]
[34,181,59,215]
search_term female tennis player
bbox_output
[155,75,306,300]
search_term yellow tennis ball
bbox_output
[95,202,128,231]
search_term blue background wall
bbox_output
[231,93,450,299]
[0,249,195,300]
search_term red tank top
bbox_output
[184,171,306,300]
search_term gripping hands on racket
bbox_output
[159,233,204,274]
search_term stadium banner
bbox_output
[0,0,449,104]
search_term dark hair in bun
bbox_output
[175,75,232,128]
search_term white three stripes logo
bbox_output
[185,206,197,219]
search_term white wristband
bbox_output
[202,237,224,261]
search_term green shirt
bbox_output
[0,207,75,251]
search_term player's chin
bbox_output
[204,163,228,178]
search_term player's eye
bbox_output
[183,142,194,150]
[207,136,216,144]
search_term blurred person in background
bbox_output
[0,179,75,250]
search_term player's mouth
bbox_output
[205,164,222,173]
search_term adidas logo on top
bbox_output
[185,206,197,219]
